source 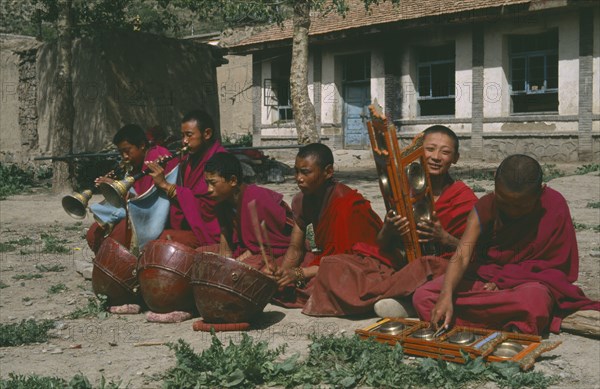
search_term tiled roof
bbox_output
[227,0,531,49]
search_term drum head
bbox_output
[191,252,278,323]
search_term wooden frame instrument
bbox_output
[367,100,436,262]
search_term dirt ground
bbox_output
[0,157,598,388]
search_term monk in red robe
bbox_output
[303,126,478,316]
[267,143,383,308]
[86,124,171,253]
[147,110,226,248]
[199,152,294,265]
[414,154,600,335]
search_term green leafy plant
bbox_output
[36,264,66,273]
[163,334,557,389]
[0,237,34,253]
[0,163,35,200]
[222,132,253,147]
[40,233,70,254]
[586,201,600,209]
[0,372,124,389]
[0,281,8,289]
[471,184,486,192]
[47,283,68,294]
[12,273,43,280]
[68,295,109,319]
[541,164,564,182]
[8,237,34,246]
[575,163,600,175]
[0,242,16,252]
[0,319,55,347]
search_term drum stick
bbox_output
[260,220,277,272]
[247,200,274,271]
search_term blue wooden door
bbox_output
[343,82,370,148]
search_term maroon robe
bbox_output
[413,187,600,334]
[159,141,227,247]
[215,184,294,266]
[273,181,383,308]
[302,180,477,316]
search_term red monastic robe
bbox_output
[413,187,600,334]
[211,184,294,266]
[158,141,227,248]
[302,180,477,316]
[273,181,383,308]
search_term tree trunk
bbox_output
[290,0,319,144]
[51,0,75,192]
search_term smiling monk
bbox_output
[414,154,600,335]
[302,126,478,317]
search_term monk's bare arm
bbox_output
[281,223,306,269]
[219,233,232,258]
[431,209,481,327]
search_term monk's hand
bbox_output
[417,212,448,243]
[431,293,453,330]
[482,282,498,291]
[236,250,252,262]
[383,210,410,237]
[94,175,114,187]
[145,161,168,190]
[275,267,297,288]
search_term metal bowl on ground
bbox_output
[410,328,435,341]
[374,321,406,336]
[491,341,524,358]
[447,331,476,345]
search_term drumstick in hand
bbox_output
[247,200,274,271]
[261,220,277,273]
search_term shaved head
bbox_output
[297,143,334,170]
[495,154,543,194]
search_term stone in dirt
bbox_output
[74,260,93,280]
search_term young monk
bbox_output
[302,126,478,317]
[202,152,294,265]
[269,143,383,308]
[86,124,171,253]
[147,110,227,248]
[414,154,600,335]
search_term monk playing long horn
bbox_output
[87,124,172,253]
[146,110,227,248]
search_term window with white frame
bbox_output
[264,56,293,122]
[509,30,558,113]
[264,78,293,121]
[417,43,455,116]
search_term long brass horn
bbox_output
[61,160,129,219]
[99,146,189,208]
[62,189,93,219]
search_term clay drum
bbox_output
[191,252,278,323]
[138,239,196,313]
[92,237,139,305]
